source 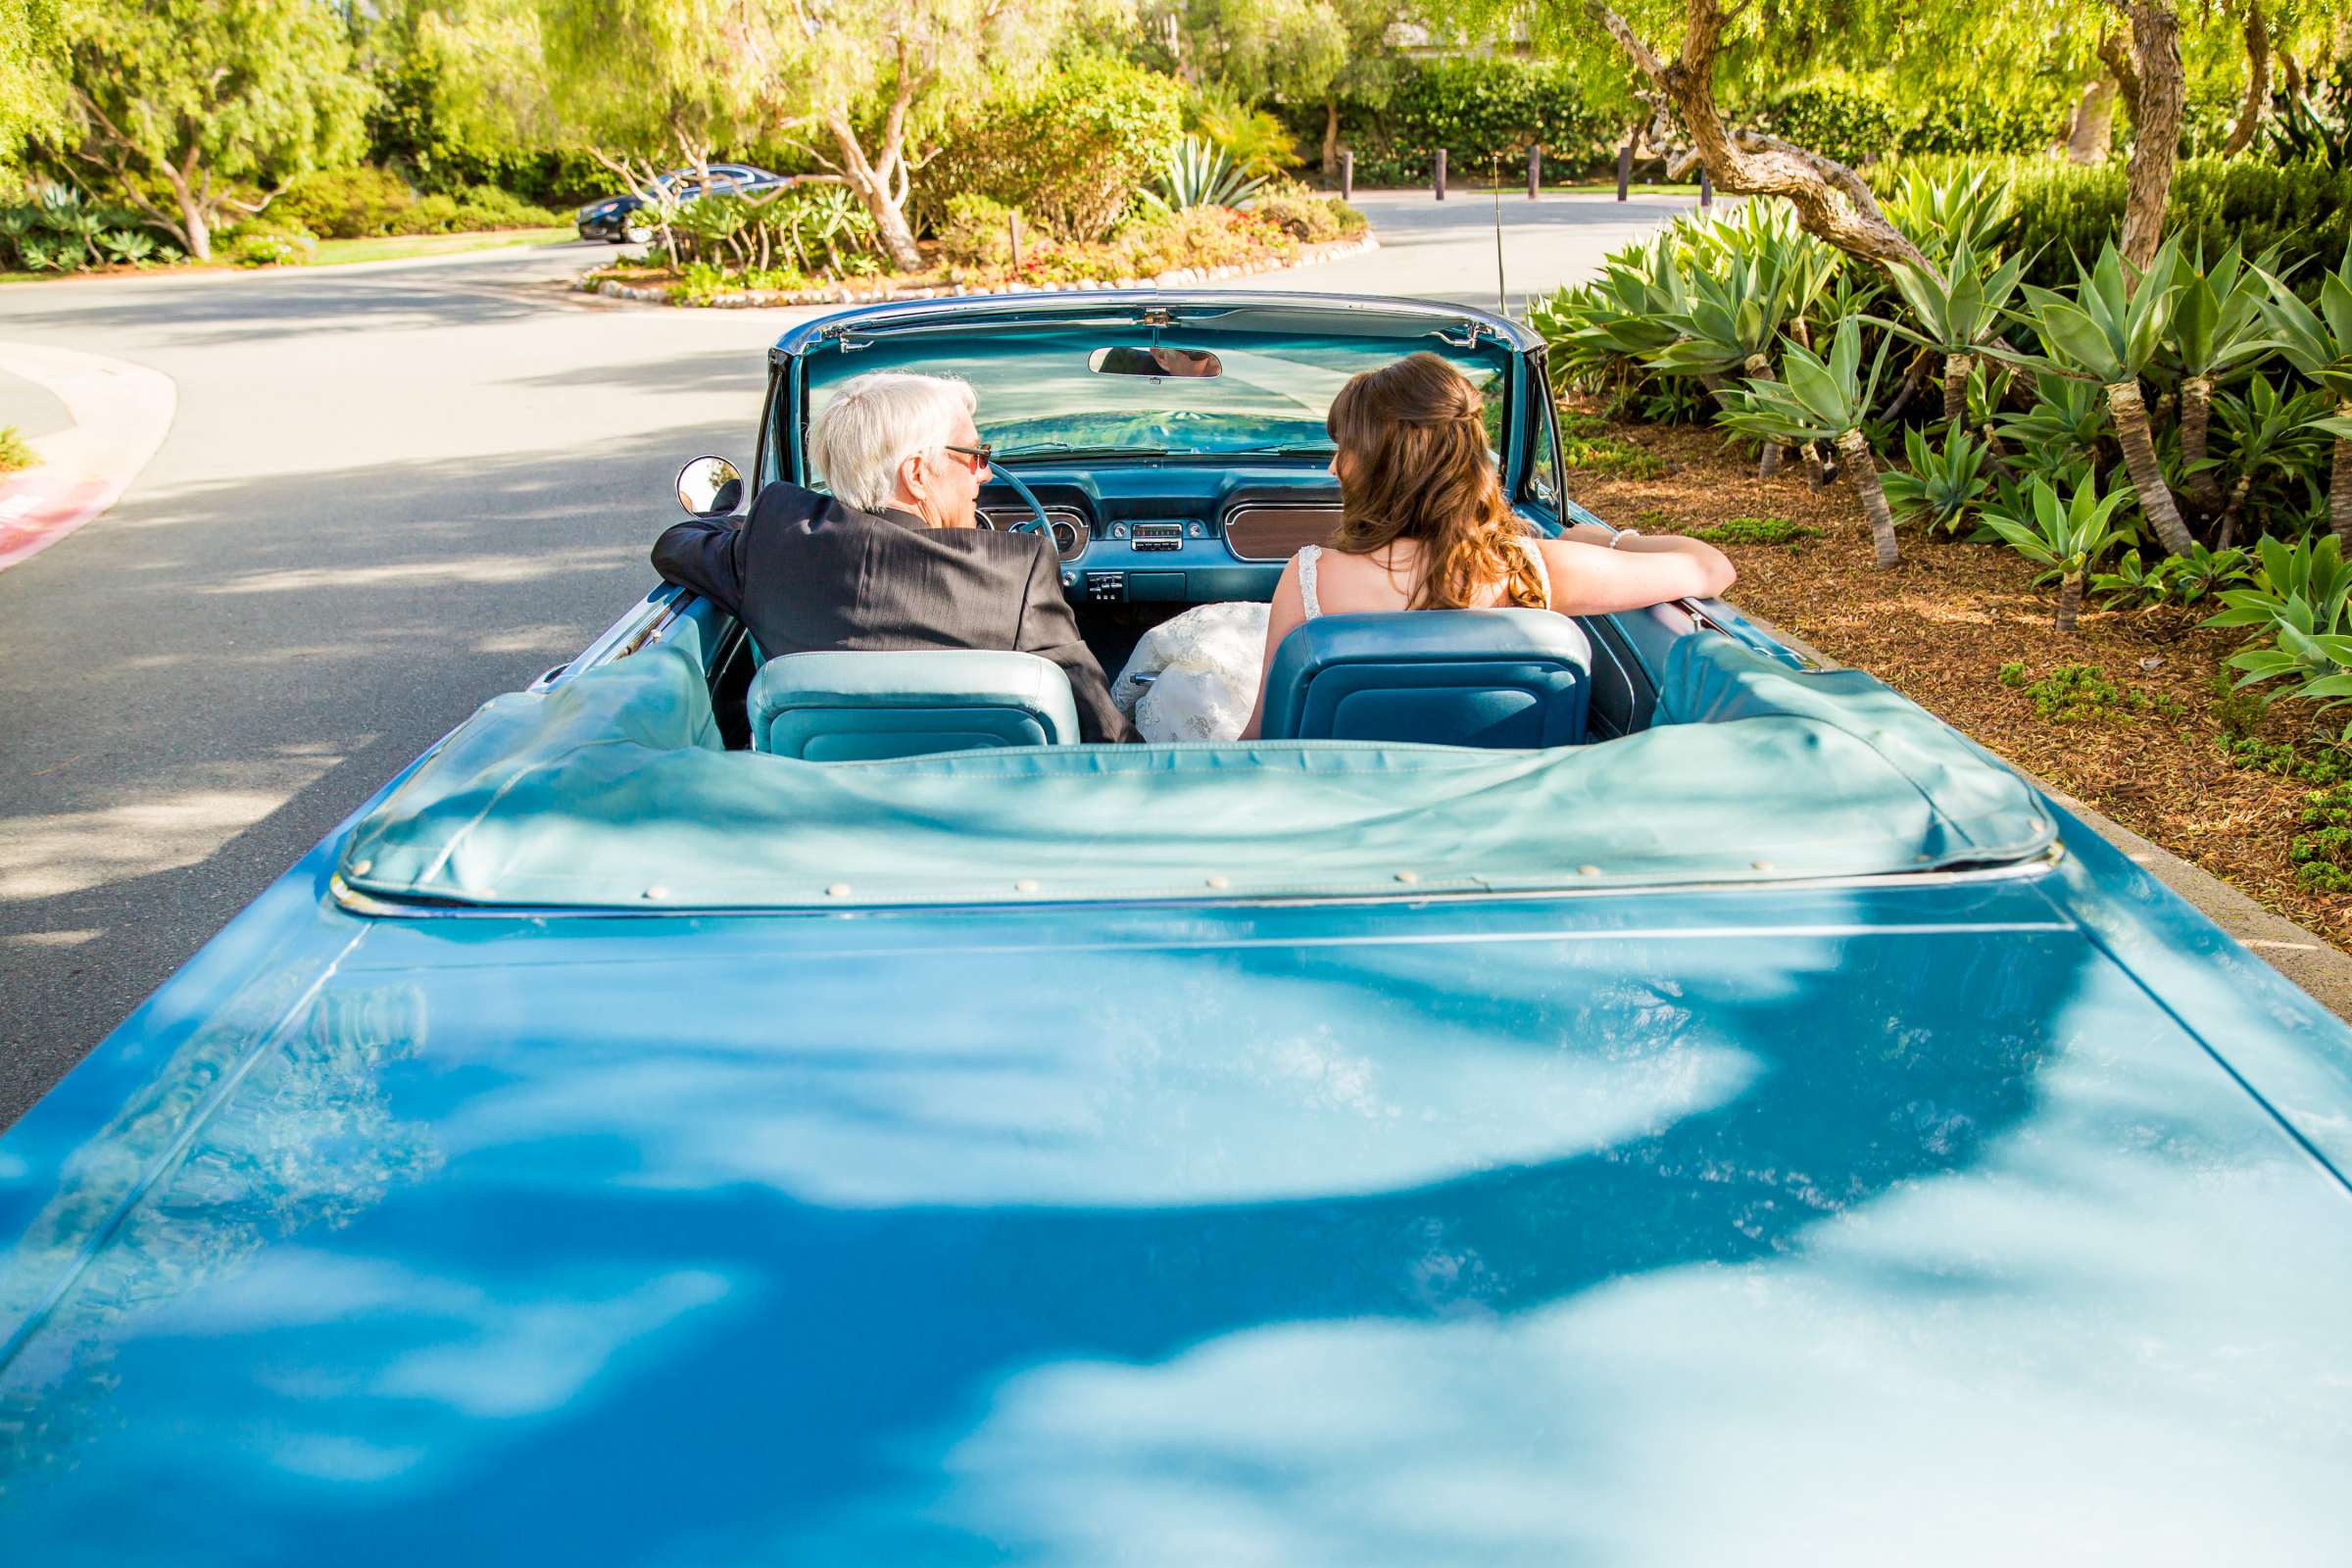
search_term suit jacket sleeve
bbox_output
[650,516,748,614]
[1017,539,1137,744]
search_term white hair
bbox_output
[809,371,977,514]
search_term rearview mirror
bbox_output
[676,455,743,517]
[1089,345,1221,378]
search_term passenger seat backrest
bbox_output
[1259,610,1592,748]
[747,650,1081,760]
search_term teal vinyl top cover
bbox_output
[338,639,2056,909]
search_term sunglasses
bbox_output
[943,443,995,470]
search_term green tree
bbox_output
[1717,317,1903,567]
[0,0,67,173]
[2259,240,2352,547]
[1983,474,2135,632]
[59,0,372,262]
[772,0,1090,271]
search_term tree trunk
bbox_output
[1943,351,1974,422]
[1321,101,1341,177]
[1744,353,1785,477]
[2065,74,2119,164]
[2223,0,2271,156]
[2114,3,2187,272]
[2180,373,2221,511]
[2333,419,2352,549]
[2106,378,2197,555]
[2221,473,2252,550]
[1586,1,1931,275]
[827,115,922,272]
[1835,427,1900,568]
[2056,571,2084,633]
[162,167,211,264]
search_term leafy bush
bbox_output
[2010,663,2179,722]
[918,57,1185,242]
[0,187,164,273]
[1187,82,1301,177]
[1756,75,1905,167]
[275,167,416,239]
[0,424,37,471]
[1303,58,1615,186]
[228,225,318,267]
[937,193,1022,268]
[1250,178,1361,242]
[1690,515,1823,547]
[661,185,876,276]
[1883,420,1992,533]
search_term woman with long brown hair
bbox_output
[1234,352,1735,739]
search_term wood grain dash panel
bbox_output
[1225,504,1339,562]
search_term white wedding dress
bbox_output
[1112,598,1270,742]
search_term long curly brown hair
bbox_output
[1324,352,1544,611]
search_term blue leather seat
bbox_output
[747,650,1080,760]
[1258,610,1592,748]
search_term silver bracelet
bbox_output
[1608,528,1641,550]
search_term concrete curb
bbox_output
[0,343,176,573]
[584,232,1381,309]
[1739,609,2352,1023]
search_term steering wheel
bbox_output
[991,463,1053,537]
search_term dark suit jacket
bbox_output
[652,481,1135,744]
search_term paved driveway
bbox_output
[0,191,1699,1125]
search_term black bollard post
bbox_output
[1434,149,1446,201]
[1528,145,1541,199]
[1698,166,1713,209]
[1616,143,1632,201]
[1339,149,1353,203]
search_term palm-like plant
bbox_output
[2204,532,2352,639]
[2163,243,2280,511]
[1645,255,1818,473]
[2211,371,2331,546]
[1982,473,2136,632]
[1882,167,2015,265]
[2256,239,2352,545]
[1144,136,1265,214]
[1882,420,1992,534]
[1531,240,1694,398]
[1717,317,1901,565]
[1879,239,2026,422]
[1995,238,2196,557]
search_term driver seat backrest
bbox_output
[748,650,1080,760]
[1259,610,1592,748]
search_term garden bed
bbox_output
[581,219,1375,308]
[1562,407,2352,953]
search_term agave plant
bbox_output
[1716,317,1902,565]
[1995,239,2195,556]
[2163,243,2281,511]
[1644,257,1812,472]
[18,233,78,272]
[2163,541,2255,606]
[1981,473,2136,632]
[1878,239,2026,421]
[2257,238,2352,546]
[2211,371,2331,546]
[1882,167,2015,265]
[1882,420,1992,534]
[1530,238,1694,395]
[1144,136,1265,214]
[96,228,157,267]
[2204,532,2352,639]
[2090,548,2172,610]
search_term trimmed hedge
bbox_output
[1294,58,1615,186]
[1758,73,2073,164]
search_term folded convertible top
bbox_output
[338,637,2055,910]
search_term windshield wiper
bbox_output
[993,442,1172,461]
[1225,443,1337,458]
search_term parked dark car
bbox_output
[573,164,792,243]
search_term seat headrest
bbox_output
[748,649,1080,759]
[1260,610,1592,748]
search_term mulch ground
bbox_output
[1564,408,2352,954]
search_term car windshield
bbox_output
[802,316,1516,461]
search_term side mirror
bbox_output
[676,456,743,517]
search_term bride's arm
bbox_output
[1539,527,1735,615]
[1238,560,1309,741]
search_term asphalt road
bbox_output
[0,188,1700,1127]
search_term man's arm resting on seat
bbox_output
[1018,541,1137,744]
[650,515,748,613]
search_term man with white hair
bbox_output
[652,370,1133,743]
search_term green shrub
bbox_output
[275,167,416,239]
[1302,58,1615,186]
[228,225,318,267]
[938,193,1022,268]
[0,423,37,471]
[919,56,1184,242]
[1756,75,1904,167]
[2221,733,2352,784]
[1251,178,1363,243]
[2292,783,2352,890]
[2020,663,2130,721]
[1187,82,1302,176]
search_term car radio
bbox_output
[1130,521,1185,552]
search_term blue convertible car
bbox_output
[4,292,2351,1562]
